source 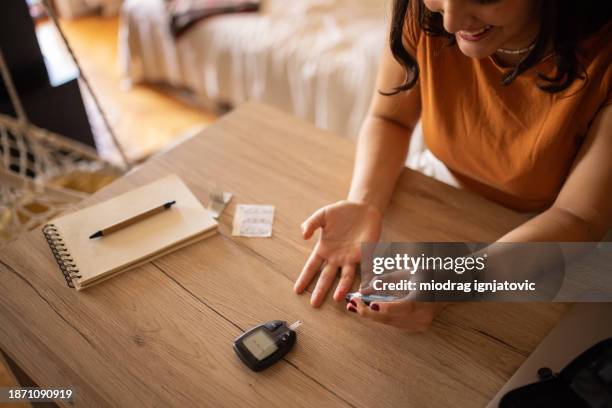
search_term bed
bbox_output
[118,0,387,140]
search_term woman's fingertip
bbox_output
[370,303,380,311]
[310,295,321,308]
[293,281,304,294]
[302,228,313,239]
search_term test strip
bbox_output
[208,190,232,219]
[288,320,302,331]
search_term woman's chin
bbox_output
[457,40,496,60]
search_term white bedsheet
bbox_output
[119,0,387,139]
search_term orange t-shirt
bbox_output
[403,13,612,212]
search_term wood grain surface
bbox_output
[0,103,569,408]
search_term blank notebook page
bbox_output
[50,174,217,289]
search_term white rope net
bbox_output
[0,114,121,246]
[0,1,125,248]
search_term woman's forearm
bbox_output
[500,206,608,243]
[493,207,606,280]
[348,115,413,213]
[471,207,606,290]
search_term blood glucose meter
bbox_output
[233,320,301,372]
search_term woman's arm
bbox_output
[351,103,612,329]
[349,43,422,213]
[294,42,422,307]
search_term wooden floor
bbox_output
[48,15,217,162]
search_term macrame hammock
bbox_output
[0,0,128,248]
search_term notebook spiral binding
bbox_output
[42,224,82,288]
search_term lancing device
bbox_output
[89,200,176,239]
[345,292,398,305]
[233,320,302,372]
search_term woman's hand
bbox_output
[294,200,383,307]
[347,297,447,332]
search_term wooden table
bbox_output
[0,103,569,407]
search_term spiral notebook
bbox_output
[42,174,218,290]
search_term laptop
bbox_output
[487,303,612,407]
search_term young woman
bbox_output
[293,0,612,331]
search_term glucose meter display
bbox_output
[243,329,278,360]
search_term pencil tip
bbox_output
[89,231,102,239]
[165,200,177,209]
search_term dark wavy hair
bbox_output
[386,0,612,95]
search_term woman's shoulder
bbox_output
[402,3,449,58]
[402,1,422,56]
[578,20,612,105]
[579,20,612,61]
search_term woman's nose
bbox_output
[437,0,473,34]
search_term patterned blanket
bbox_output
[167,0,261,36]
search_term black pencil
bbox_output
[89,200,176,239]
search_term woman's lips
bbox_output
[457,25,493,42]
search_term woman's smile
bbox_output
[456,25,493,41]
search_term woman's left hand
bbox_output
[346,297,448,332]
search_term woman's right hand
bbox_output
[293,200,383,307]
